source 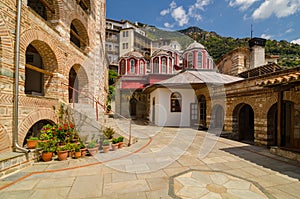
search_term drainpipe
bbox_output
[13,0,29,153]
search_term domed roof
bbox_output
[122,51,144,59]
[186,41,205,50]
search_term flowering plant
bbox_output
[55,122,77,144]
[39,124,56,140]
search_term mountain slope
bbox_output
[141,24,300,68]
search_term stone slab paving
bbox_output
[0,124,300,198]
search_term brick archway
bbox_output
[0,125,10,153]
[18,109,57,146]
[68,64,89,104]
[232,103,255,142]
[20,29,63,67]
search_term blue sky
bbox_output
[106,0,300,44]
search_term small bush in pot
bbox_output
[102,139,110,153]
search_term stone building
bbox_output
[0,0,107,153]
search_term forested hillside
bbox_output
[141,24,300,68]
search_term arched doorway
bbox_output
[267,101,295,147]
[22,120,55,146]
[69,67,79,103]
[211,104,224,129]
[198,95,206,129]
[68,65,88,104]
[233,103,254,143]
[129,98,137,117]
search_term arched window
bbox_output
[28,0,48,20]
[197,52,202,69]
[70,20,89,50]
[140,61,144,75]
[153,57,159,73]
[187,52,193,68]
[170,92,182,112]
[120,59,126,75]
[130,59,135,74]
[25,44,44,96]
[161,57,167,74]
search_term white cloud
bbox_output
[252,0,300,20]
[164,22,174,28]
[229,0,259,11]
[291,38,300,45]
[171,6,189,26]
[285,28,294,33]
[161,0,212,28]
[261,33,272,39]
[160,1,177,16]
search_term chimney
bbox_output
[249,37,266,68]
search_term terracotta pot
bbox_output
[88,147,99,156]
[74,151,81,159]
[41,151,53,162]
[118,142,124,149]
[112,143,118,151]
[80,148,87,157]
[102,145,110,153]
[57,150,68,161]
[27,139,38,149]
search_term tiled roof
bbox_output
[144,69,243,91]
[257,71,300,87]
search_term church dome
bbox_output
[185,41,205,51]
[122,51,144,59]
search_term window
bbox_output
[153,57,159,73]
[171,92,182,112]
[197,52,202,69]
[140,61,144,75]
[187,52,193,68]
[120,59,126,75]
[122,43,128,49]
[122,31,128,37]
[130,59,135,73]
[161,57,167,74]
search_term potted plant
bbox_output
[111,138,119,151]
[37,139,57,162]
[102,139,110,153]
[73,144,81,159]
[39,124,55,141]
[65,142,74,157]
[87,140,98,156]
[57,146,68,161]
[27,136,39,149]
[103,127,115,140]
[117,136,124,149]
[79,142,87,157]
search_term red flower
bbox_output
[70,123,74,129]
[64,124,68,130]
[58,126,63,131]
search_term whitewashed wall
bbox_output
[150,88,196,127]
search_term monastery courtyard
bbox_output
[0,122,300,199]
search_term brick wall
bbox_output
[0,0,107,152]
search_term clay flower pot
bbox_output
[74,151,81,159]
[102,145,110,153]
[118,142,124,149]
[41,151,53,162]
[27,139,38,149]
[57,150,68,161]
[112,143,118,151]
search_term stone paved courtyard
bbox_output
[0,124,300,198]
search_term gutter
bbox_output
[13,0,30,153]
